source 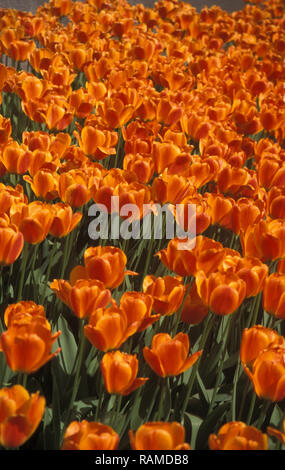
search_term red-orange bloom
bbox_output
[195,271,246,316]
[119,291,159,331]
[143,332,202,377]
[61,421,119,450]
[156,236,225,277]
[129,422,191,450]
[4,301,46,328]
[0,315,61,374]
[0,385,45,448]
[10,201,54,245]
[180,281,209,325]
[0,222,24,265]
[243,346,285,402]
[263,273,285,319]
[240,325,285,368]
[50,279,111,319]
[101,350,148,395]
[142,275,186,316]
[240,219,285,262]
[208,421,268,450]
[83,302,138,352]
[48,203,82,238]
[70,246,137,289]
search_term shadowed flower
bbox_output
[129,422,191,450]
[240,325,285,368]
[0,384,45,448]
[61,420,119,450]
[208,421,268,450]
[243,345,285,402]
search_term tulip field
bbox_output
[0,0,285,452]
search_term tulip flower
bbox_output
[0,385,45,448]
[195,270,246,316]
[142,274,186,316]
[129,422,190,450]
[48,203,82,238]
[50,278,112,319]
[4,301,46,327]
[143,332,202,377]
[84,302,139,352]
[240,325,285,368]
[241,218,285,262]
[180,281,209,325]
[208,421,268,450]
[243,346,285,402]
[0,223,24,266]
[119,291,160,331]
[156,236,225,278]
[10,201,55,245]
[61,421,119,450]
[263,273,285,319]
[0,315,61,374]
[101,350,148,395]
[70,245,137,289]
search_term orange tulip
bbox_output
[119,291,159,331]
[23,169,60,201]
[0,223,24,265]
[58,170,91,208]
[4,301,46,328]
[129,422,191,450]
[50,278,111,319]
[240,325,285,368]
[243,345,285,402]
[208,421,268,450]
[70,246,137,289]
[123,153,155,184]
[143,332,202,377]
[0,314,61,374]
[61,421,119,450]
[101,350,148,395]
[0,115,11,146]
[180,280,209,325]
[195,271,246,316]
[263,273,285,319]
[0,385,45,448]
[156,236,225,277]
[10,201,54,245]
[83,302,138,352]
[48,203,82,238]
[1,141,32,175]
[142,275,185,316]
[240,219,285,262]
[267,418,285,445]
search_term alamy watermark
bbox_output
[88,196,197,249]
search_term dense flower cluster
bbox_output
[0,0,284,451]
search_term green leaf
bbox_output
[195,402,230,450]
[56,315,78,375]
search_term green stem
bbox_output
[60,321,86,444]
[42,240,58,304]
[17,243,29,301]
[181,312,215,418]
[207,313,235,416]
[172,277,194,337]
